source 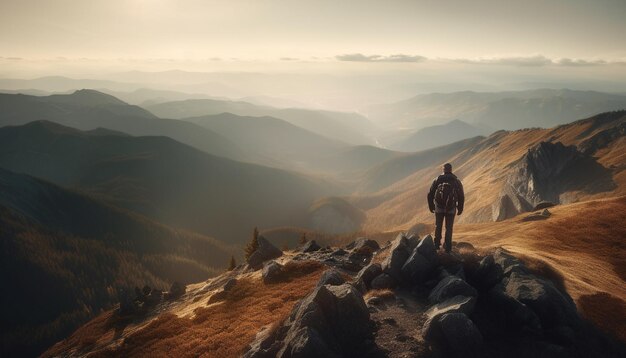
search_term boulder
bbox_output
[371,273,396,289]
[426,313,483,357]
[350,237,380,255]
[492,248,528,276]
[422,295,477,338]
[381,234,411,280]
[455,242,476,252]
[144,289,162,306]
[428,276,477,304]
[331,249,347,256]
[247,236,283,269]
[401,249,436,284]
[503,272,578,328]
[245,283,373,357]
[354,263,383,291]
[262,261,284,284]
[472,254,503,290]
[541,208,551,217]
[406,234,420,251]
[317,269,345,287]
[487,283,542,331]
[301,240,321,253]
[416,234,438,262]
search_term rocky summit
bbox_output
[46,232,626,358]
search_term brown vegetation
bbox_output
[46,262,325,357]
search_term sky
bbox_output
[0,0,625,105]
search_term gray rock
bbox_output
[317,269,345,287]
[246,283,373,357]
[262,261,284,284]
[350,237,380,255]
[381,234,411,280]
[428,276,477,304]
[422,295,477,338]
[426,313,483,357]
[455,242,476,252]
[416,234,438,262]
[331,249,347,256]
[371,273,396,289]
[406,234,420,251]
[487,283,542,331]
[541,208,551,217]
[247,236,283,269]
[280,327,340,358]
[401,249,436,284]
[492,248,528,276]
[301,240,321,253]
[473,254,503,290]
[355,263,383,291]
[503,272,578,328]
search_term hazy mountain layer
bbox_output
[390,119,488,152]
[0,120,338,243]
[368,88,626,130]
[146,98,377,145]
[0,167,234,357]
[0,90,247,161]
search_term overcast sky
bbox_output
[1,0,625,60]
[1,0,625,99]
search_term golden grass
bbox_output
[46,264,325,358]
[453,195,626,341]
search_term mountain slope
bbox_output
[0,167,234,357]
[0,121,338,243]
[358,111,626,232]
[391,119,488,152]
[368,88,626,130]
[44,197,626,357]
[146,98,377,145]
[185,112,348,172]
[0,90,246,161]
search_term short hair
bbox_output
[443,163,452,172]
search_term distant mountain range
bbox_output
[0,120,337,243]
[389,119,490,152]
[0,90,247,161]
[0,167,234,357]
[146,98,377,145]
[367,88,626,130]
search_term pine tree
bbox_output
[244,227,260,260]
[299,232,307,245]
[228,255,236,271]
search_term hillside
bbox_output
[0,121,338,243]
[185,112,348,172]
[44,197,626,357]
[0,90,247,161]
[146,98,377,145]
[0,168,234,357]
[367,88,626,130]
[390,119,489,152]
[357,111,626,232]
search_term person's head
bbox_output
[443,163,452,173]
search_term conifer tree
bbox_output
[228,255,236,271]
[299,232,307,245]
[244,227,260,260]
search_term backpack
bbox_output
[434,180,458,211]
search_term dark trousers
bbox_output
[434,213,455,252]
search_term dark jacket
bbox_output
[427,173,465,214]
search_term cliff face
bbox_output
[493,141,615,221]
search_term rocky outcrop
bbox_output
[247,236,283,269]
[493,141,615,221]
[244,282,374,358]
[262,261,283,283]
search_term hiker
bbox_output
[427,163,465,253]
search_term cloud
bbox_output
[336,53,426,63]
[452,55,552,67]
[280,57,299,61]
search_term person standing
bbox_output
[427,163,465,253]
